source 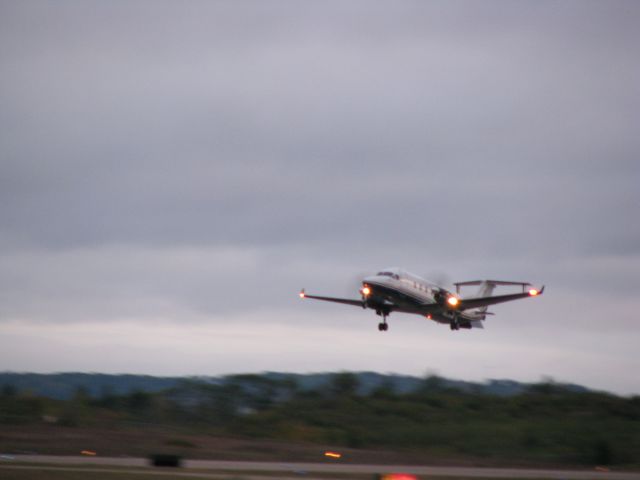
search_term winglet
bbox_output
[528,285,545,296]
[299,289,306,299]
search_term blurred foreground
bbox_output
[1,372,638,469]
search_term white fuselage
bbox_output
[362,268,483,324]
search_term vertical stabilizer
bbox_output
[453,279,538,328]
[473,281,496,313]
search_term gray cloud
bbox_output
[1,1,639,393]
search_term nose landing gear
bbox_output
[376,309,390,332]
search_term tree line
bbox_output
[2,372,638,467]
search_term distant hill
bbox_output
[0,371,591,400]
[0,372,182,400]
[261,372,591,396]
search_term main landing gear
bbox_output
[449,316,460,331]
[376,309,389,332]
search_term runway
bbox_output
[2,455,640,479]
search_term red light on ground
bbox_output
[324,451,342,459]
[528,289,539,296]
[380,474,418,480]
[80,450,96,456]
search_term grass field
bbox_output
[0,423,503,466]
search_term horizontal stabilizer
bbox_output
[454,280,538,296]
[454,280,532,287]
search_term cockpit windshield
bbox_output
[377,271,399,280]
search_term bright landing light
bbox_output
[447,296,459,307]
[361,286,371,296]
[528,289,539,296]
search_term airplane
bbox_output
[299,267,544,331]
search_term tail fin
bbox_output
[457,281,497,325]
[473,281,496,314]
[454,279,534,321]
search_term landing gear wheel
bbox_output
[377,309,390,331]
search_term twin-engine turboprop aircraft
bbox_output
[300,267,544,331]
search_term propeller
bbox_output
[426,270,452,290]
[425,271,458,307]
[432,288,452,305]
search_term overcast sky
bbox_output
[1,1,639,395]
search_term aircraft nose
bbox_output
[363,275,378,284]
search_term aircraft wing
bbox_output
[299,290,364,307]
[457,286,544,311]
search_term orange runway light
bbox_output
[80,450,97,456]
[380,474,418,480]
[528,289,539,296]
[324,451,342,459]
[447,296,459,307]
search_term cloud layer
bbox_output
[1,1,639,394]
